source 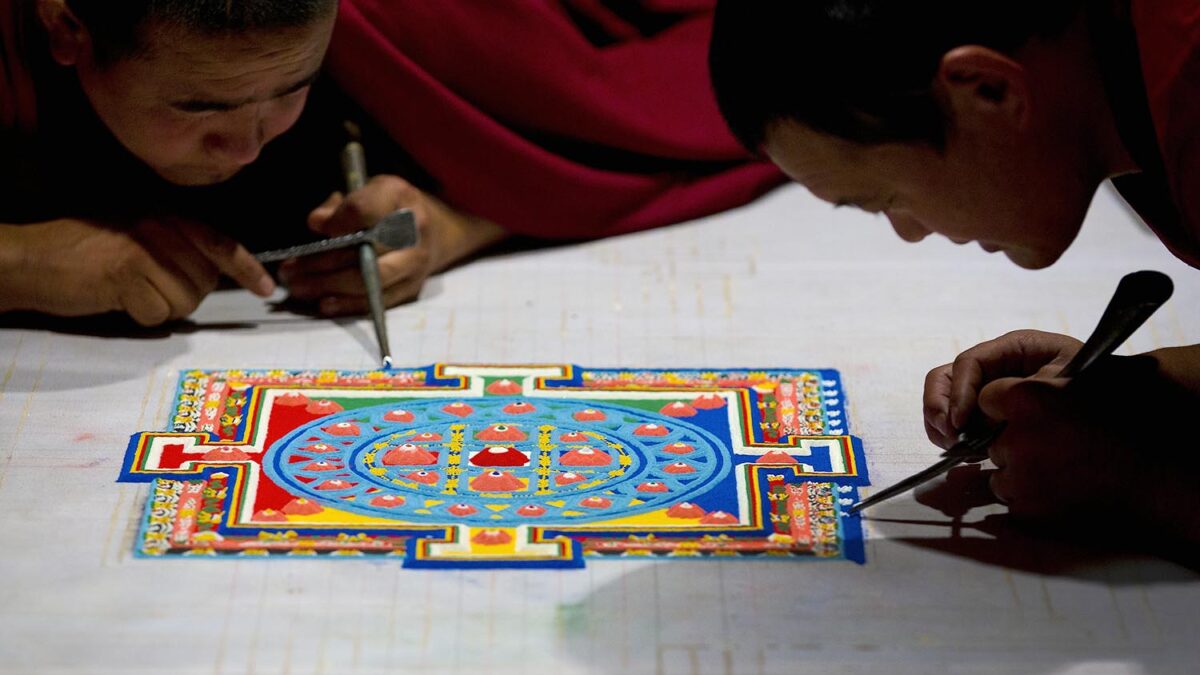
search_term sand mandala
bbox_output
[119,364,870,568]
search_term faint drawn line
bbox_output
[0,333,23,403]
[0,352,43,492]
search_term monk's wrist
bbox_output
[437,207,508,271]
[0,224,36,312]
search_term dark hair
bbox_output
[65,0,338,65]
[709,1,1083,151]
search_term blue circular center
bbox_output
[264,397,729,525]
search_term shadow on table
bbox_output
[0,306,318,392]
[0,310,260,339]
[558,549,1195,675]
[0,302,328,340]
[557,466,1198,675]
[864,463,1200,581]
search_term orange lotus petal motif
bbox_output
[382,444,438,466]
[555,471,586,486]
[660,402,698,417]
[469,470,525,492]
[502,401,536,414]
[476,424,527,442]
[321,422,360,436]
[369,494,406,508]
[691,393,726,409]
[305,400,344,416]
[282,498,323,515]
[201,446,250,461]
[383,409,414,422]
[559,447,613,467]
[441,402,474,417]
[663,462,696,474]
[699,511,739,525]
[486,379,522,395]
[666,502,706,519]
[406,470,440,485]
[633,423,669,436]
[573,408,606,422]
[756,450,799,464]
[663,442,695,455]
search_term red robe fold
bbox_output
[325,0,784,238]
[1128,0,1200,267]
[2,1,781,236]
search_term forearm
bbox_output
[0,224,33,313]
[1146,344,1200,392]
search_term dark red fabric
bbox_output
[325,1,783,239]
[1131,0,1200,265]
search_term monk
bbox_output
[1,0,781,325]
[709,0,1200,547]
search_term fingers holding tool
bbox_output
[279,175,507,316]
[855,271,1175,517]
[922,330,1084,449]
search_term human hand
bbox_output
[278,176,507,316]
[925,331,1200,546]
[0,218,275,326]
[923,329,1083,449]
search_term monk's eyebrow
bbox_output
[270,69,322,99]
[170,69,321,113]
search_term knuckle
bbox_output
[341,195,370,224]
[113,246,153,279]
[950,351,976,371]
[1003,328,1038,341]
[922,401,944,419]
[375,175,416,201]
[198,266,221,293]
[199,228,236,257]
[924,364,949,385]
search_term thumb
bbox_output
[307,192,344,235]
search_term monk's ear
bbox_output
[36,0,90,66]
[935,46,1030,132]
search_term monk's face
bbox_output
[762,118,1097,270]
[70,15,336,186]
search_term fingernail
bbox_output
[936,417,952,439]
[255,274,276,297]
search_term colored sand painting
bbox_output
[119,365,870,568]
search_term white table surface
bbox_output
[1,183,1198,675]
